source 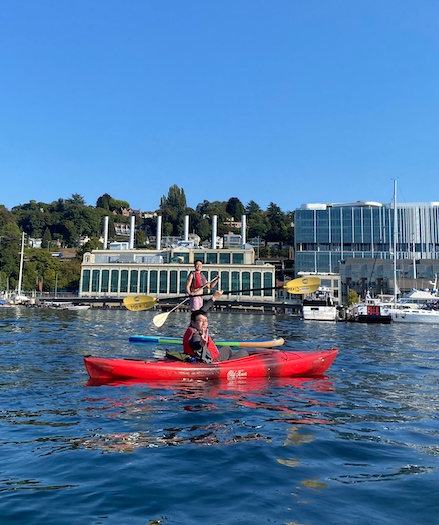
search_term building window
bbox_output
[220,253,231,264]
[179,271,188,293]
[91,270,100,293]
[221,271,229,292]
[159,271,168,293]
[82,270,90,293]
[120,270,129,293]
[263,272,273,296]
[140,271,148,293]
[232,253,244,264]
[170,271,178,293]
[129,270,138,293]
[231,272,240,294]
[194,253,205,263]
[206,253,217,264]
[101,270,109,293]
[252,272,261,296]
[210,270,219,290]
[242,272,250,295]
[150,270,158,293]
[111,270,118,293]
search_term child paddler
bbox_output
[183,292,249,363]
[185,259,220,311]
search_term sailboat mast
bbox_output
[17,231,25,298]
[393,180,397,308]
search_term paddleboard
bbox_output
[129,335,285,347]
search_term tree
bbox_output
[165,185,187,212]
[42,227,52,249]
[66,193,86,206]
[226,197,245,219]
[96,193,112,209]
[135,230,147,247]
[347,288,359,306]
[76,238,103,260]
[246,200,261,214]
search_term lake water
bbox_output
[1,308,438,525]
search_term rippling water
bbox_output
[1,308,438,524]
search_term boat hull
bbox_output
[128,335,285,347]
[391,310,439,324]
[302,306,338,321]
[84,349,338,381]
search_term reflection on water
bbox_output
[1,309,439,524]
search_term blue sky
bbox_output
[1,1,438,213]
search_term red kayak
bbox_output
[84,349,338,381]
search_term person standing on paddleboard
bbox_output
[186,259,220,311]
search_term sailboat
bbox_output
[389,182,439,324]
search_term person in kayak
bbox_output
[183,299,249,363]
[186,259,220,311]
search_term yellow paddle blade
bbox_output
[123,295,158,311]
[284,277,321,294]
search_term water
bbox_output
[1,308,438,524]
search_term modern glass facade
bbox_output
[295,202,439,275]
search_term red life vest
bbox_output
[183,326,219,362]
[191,271,207,292]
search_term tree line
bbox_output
[0,186,294,294]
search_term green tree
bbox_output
[96,193,112,209]
[76,238,103,260]
[135,230,147,247]
[347,288,359,306]
[66,193,86,206]
[42,227,52,249]
[246,200,261,214]
[226,197,245,219]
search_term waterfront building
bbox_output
[79,245,278,303]
[295,200,439,300]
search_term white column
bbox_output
[156,216,162,250]
[103,216,109,250]
[241,215,246,248]
[129,215,135,249]
[184,215,189,242]
[17,232,25,297]
[212,215,217,249]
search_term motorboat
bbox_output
[302,288,338,321]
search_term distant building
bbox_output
[79,245,279,304]
[224,232,242,249]
[295,200,439,301]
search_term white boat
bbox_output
[0,299,13,308]
[346,293,392,323]
[63,304,91,311]
[302,288,338,321]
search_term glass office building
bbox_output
[295,201,439,275]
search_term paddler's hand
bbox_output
[200,328,209,346]
[212,290,223,301]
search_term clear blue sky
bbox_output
[1,1,438,213]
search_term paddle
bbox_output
[124,276,321,312]
[152,277,219,326]
[152,297,190,327]
[222,276,321,295]
[123,295,158,311]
